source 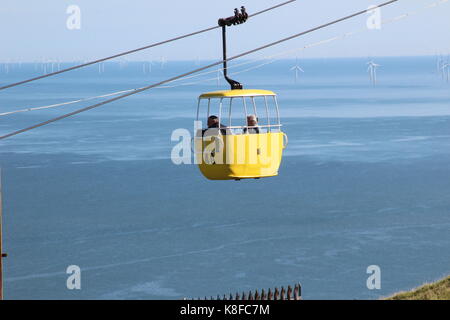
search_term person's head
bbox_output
[207,115,219,128]
[247,115,258,127]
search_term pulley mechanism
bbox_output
[218,7,249,90]
[218,6,249,27]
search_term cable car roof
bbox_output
[199,89,276,99]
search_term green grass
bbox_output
[385,275,450,300]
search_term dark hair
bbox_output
[208,115,218,120]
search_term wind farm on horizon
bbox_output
[1,54,450,87]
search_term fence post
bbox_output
[261,289,266,300]
[268,288,273,300]
[281,286,286,300]
[287,285,292,300]
[274,287,279,300]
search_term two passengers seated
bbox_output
[203,115,260,136]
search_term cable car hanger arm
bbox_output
[219,7,249,90]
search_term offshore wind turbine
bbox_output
[367,60,381,85]
[148,60,153,73]
[216,68,223,86]
[42,58,47,74]
[143,60,154,74]
[436,53,444,77]
[160,56,167,69]
[119,58,129,70]
[98,62,105,74]
[441,62,450,83]
[150,59,155,73]
[290,58,304,83]
[436,54,448,80]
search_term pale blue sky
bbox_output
[0,0,449,62]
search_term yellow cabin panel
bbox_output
[195,132,285,180]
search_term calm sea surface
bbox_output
[0,57,449,299]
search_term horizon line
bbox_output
[0,54,446,64]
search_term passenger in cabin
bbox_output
[243,114,260,134]
[203,115,231,136]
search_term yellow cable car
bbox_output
[194,8,287,180]
[195,89,287,180]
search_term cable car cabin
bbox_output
[195,89,287,180]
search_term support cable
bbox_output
[0,0,399,141]
[0,0,297,91]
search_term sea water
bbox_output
[0,57,449,299]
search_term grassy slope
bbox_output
[385,275,450,300]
